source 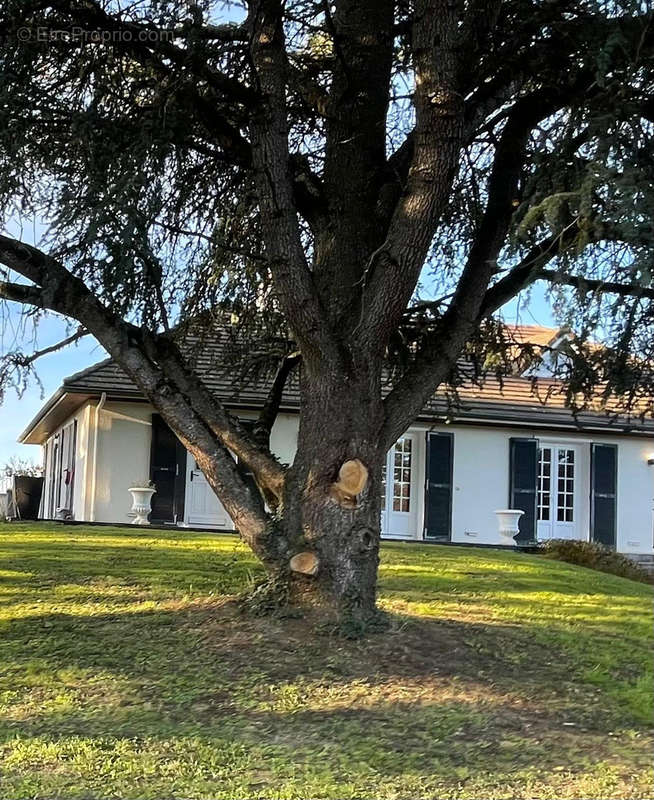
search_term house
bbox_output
[17,324,654,561]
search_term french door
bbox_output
[381,436,417,538]
[537,444,581,541]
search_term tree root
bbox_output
[239,573,300,618]
[240,574,390,637]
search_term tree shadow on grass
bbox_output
[1,593,652,798]
[0,528,651,796]
[0,604,652,799]
[0,600,648,728]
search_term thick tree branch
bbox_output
[481,217,654,316]
[288,154,328,230]
[175,21,249,42]
[0,280,46,307]
[359,0,464,351]
[0,236,286,515]
[248,0,341,370]
[312,0,395,329]
[379,83,591,447]
[253,352,301,449]
[479,231,578,316]
[375,133,415,228]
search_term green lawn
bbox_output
[0,523,652,799]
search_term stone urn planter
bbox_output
[128,486,156,525]
[494,509,524,542]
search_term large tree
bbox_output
[0,0,653,627]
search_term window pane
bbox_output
[388,438,412,513]
[555,449,575,523]
[537,447,553,522]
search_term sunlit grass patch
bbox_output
[0,522,651,799]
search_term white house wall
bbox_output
[89,405,300,525]
[615,437,653,554]
[39,399,654,555]
[408,422,653,555]
[92,401,153,524]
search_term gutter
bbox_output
[89,392,107,522]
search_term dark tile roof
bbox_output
[20,325,654,442]
[62,334,302,409]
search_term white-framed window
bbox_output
[538,445,575,523]
[381,437,412,513]
[556,448,575,523]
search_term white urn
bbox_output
[494,509,524,541]
[128,486,156,525]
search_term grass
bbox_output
[0,522,652,799]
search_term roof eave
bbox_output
[18,389,94,445]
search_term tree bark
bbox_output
[277,357,385,625]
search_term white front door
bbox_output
[185,460,233,529]
[381,436,417,538]
[537,444,581,541]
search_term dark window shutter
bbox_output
[591,443,617,548]
[424,433,453,540]
[150,414,187,523]
[509,438,538,543]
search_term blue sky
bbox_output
[0,280,555,467]
[0,315,108,466]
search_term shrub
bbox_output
[540,539,652,584]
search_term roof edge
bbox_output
[18,387,68,443]
[62,357,114,386]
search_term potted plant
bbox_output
[494,509,525,542]
[128,480,156,525]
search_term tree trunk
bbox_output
[277,361,386,628]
